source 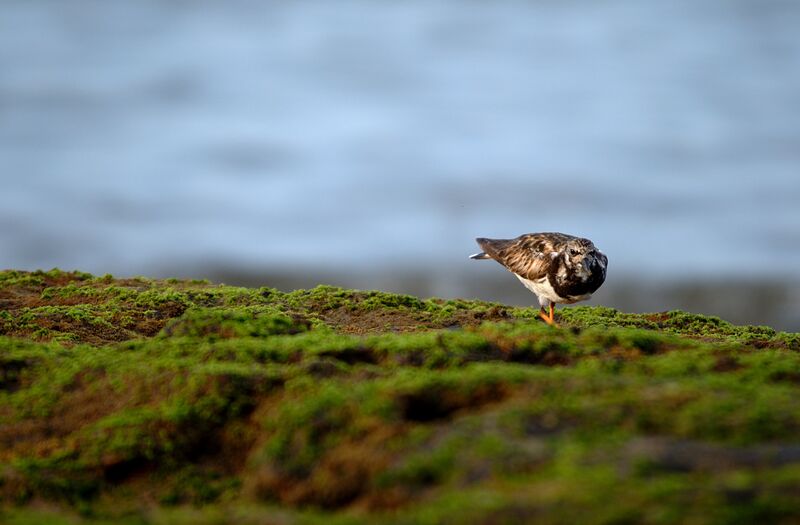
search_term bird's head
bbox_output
[563,238,607,280]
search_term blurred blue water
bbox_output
[2,0,800,284]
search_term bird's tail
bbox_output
[470,237,497,260]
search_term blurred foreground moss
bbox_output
[2,269,800,524]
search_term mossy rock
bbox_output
[1,269,800,524]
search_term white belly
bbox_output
[515,275,592,306]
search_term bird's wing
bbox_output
[476,233,567,280]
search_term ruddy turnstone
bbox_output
[470,232,607,326]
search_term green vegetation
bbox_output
[2,269,800,524]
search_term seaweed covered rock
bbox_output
[1,269,800,525]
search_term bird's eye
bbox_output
[569,248,579,257]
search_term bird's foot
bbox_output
[539,305,559,327]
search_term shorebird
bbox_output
[470,232,607,326]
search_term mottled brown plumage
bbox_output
[470,232,607,326]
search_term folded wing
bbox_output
[475,235,556,281]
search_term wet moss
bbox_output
[560,306,799,350]
[159,307,310,339]
[1,270,800,523]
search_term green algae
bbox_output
[560,306,799,350]
[159,306,309,339]
[2,269,800,523]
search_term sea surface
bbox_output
[2,0,800,328]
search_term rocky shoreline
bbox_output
[1,269,799,524]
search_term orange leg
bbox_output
[538,304,559,327]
